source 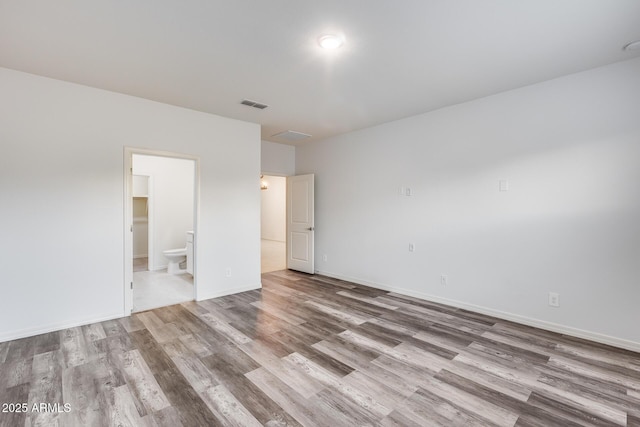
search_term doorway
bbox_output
[124,148,199,314]
[260,174,287,273]
[261,173,315,274]
[286,174,315,274]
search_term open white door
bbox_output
[287,174,314,274]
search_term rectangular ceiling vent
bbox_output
[241,99,269,109]
[271,130,312,141]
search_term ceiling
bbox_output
[1,1,640,145]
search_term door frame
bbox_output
[260,172,289,273]
[124,147,201,315]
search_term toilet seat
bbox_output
[163,247,187,274]
[164,247,187,256]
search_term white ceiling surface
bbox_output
[1,1,640,145]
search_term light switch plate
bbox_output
[548,292,559,307]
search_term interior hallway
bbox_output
[261,239,286,273]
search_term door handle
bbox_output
[307,227,314,231]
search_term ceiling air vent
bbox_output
[241,99,269,109]
[271,130,312,142]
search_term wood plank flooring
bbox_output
[1,270,639,426]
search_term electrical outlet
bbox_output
[440,274,448,286]
[409,243,415,252]
[225,268,231,277]
[548,292,559,307]
[322,254,328,262]
[398,186,405,196]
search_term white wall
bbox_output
[0,67,261,342]
[261,140,295,176]
[296,57,640,350]
[260,141,293,244]
[261,175,286,242]
[133,155,194,270]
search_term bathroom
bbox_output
[132,153,195,312]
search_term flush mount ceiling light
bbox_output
[623,40,640,52]
[318,34,344,49]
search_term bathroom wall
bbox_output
[133,155,194,270]
[260,175,286,242]
[0,67,261,342]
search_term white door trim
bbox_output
[123,147,201,315]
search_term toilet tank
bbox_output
[186,231,194,275]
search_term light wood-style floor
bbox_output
[1,270,639,426]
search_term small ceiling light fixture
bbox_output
[318,34,344,49]
[623,40,640,52]
[260,175,268,190]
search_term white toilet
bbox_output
[163,247,187,274]
[163,231,194,275]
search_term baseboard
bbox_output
[197,283,262,301]
[0,312,125,344]
[261,238,286,243]
[133,254,148,259]
[150,264,168,271]
[315,269,640,353]
[1,283,263,343]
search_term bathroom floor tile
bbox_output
[134,269,193,312]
